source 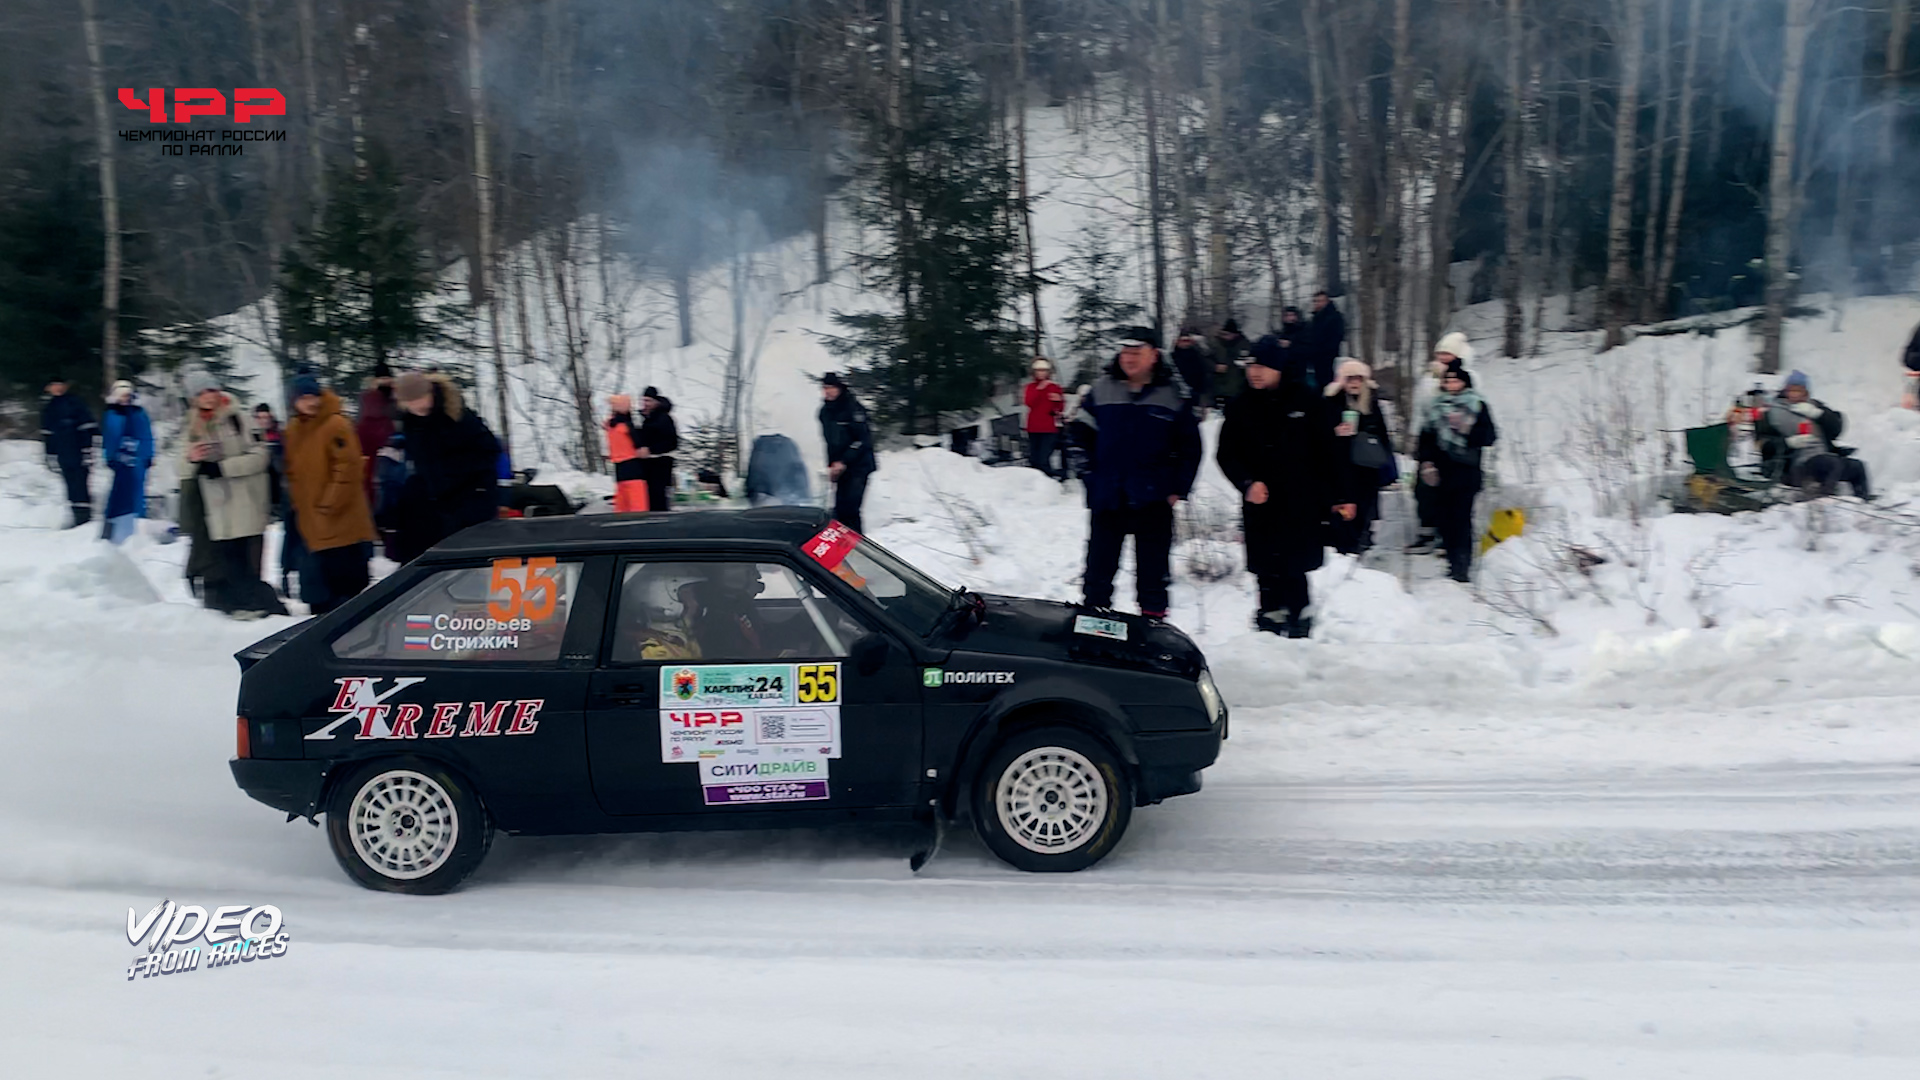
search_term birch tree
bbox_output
[77,0,121,387]
[1760,0,1817,375]
[1602,0,1645,350]
[1652,0,1703,321]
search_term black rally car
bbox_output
[230,508,1228,893]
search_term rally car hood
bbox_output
[936,594,1205,679]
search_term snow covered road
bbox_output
[5,708,1918,1078]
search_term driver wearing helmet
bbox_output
[693,563,767,657]
[622,570,705,661]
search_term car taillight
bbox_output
[236,717,251,759]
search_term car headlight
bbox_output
[1196,670,1225,723]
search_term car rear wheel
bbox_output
[326,759,492,894]
[973,727,1133,872]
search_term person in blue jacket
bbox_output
[99,380,154,544]
[1066,326,1203,619]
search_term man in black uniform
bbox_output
[638,386,680,512]
[818,372,877,533]
[40,375,97,528]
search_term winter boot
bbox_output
[1254,610,1289,636]
[1404,530,1438,554]
[1283,612,1314,639]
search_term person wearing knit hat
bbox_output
[284,374,376,612]
[819,373,876,532]
[606,392,649,512]
[1432,331,1474,373]
[637,385,679,511]
[100,378,153,544]
[1216,345,1355,638]
[1754,369,1873,500]
[1416,363,1498,583]
[1324,359,1394,557]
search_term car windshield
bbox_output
[800,527,954,637]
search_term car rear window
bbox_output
[332,558,584,663]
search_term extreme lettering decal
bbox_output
[305,677,544,741]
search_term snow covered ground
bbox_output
[4,301,1920,1076]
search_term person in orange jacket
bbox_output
[606,393,650,512]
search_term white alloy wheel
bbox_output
[994,746,1111,854]
[348,770,461,880]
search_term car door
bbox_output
[308,553,609,832]
[585,554,924,816]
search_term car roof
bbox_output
[422,506,834,560]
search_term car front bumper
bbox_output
[231,758,329,819]
[1133,709,1226,805]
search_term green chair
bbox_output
[1673,422,1779,514]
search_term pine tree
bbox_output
[276,148,466,387]
[1062,226,1144,390]
[824,63,1028,435]
[0,143,108,403]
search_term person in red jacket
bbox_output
[1023,357,1066,479]
[355,360,398,499]
[606,393,650,512]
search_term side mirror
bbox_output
[850,633,890,676]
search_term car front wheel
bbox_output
[326,759,492,894]
[973,727,1133,872]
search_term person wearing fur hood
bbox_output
[180,379,285,617]
[391,371,502,562]
[1324,359,1394,556]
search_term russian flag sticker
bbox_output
[403,636,432,651]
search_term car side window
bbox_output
[333,559,583,663]
[610,561,866,664]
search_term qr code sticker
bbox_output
[759,716,786,741]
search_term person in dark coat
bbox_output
[819,372,878,533]
[1216,350,1356,638]
[1304,292,1347,392]
[1211,319,1251,402]
[638,386,679,512]
[1325,359,1393,556]
[1170,329,1215,415]
[1067,327,1203,619]
[40,376,97,528]
[1416,364,1498,583]
[391,371,502,563]
[1902,322,1920,409]
[1754,370,1872,500]
[356,360,398,500]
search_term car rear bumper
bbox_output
[1133,711,1226,805]
[231,758,329,819]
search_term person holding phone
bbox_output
[1325,359,1394,556]
[179,379,284,618]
